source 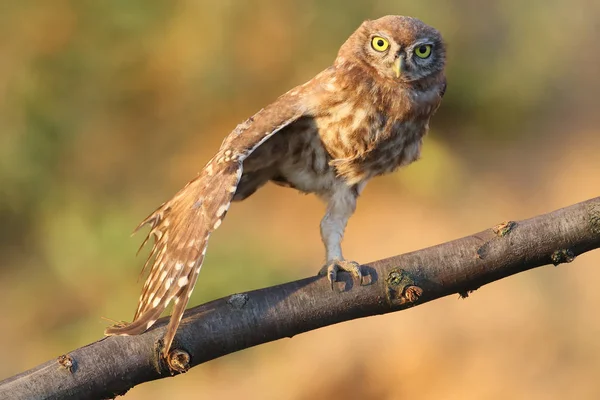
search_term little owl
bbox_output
[106,15,447,359]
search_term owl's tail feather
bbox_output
[104,175,211,339]
[105,157,243,357]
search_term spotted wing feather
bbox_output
[105,85,316,356]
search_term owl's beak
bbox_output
[393,56,403,78]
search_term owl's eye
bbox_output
[414,44,432,59]
[371,36,389,52]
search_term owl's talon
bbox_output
[329,269,336,290]
[319,260,364,289]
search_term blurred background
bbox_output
[1,0,600,398]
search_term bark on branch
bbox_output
[3,197,600,400]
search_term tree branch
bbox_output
[3,197,600,399]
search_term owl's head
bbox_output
[336,15,446,84]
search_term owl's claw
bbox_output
[318,259,365,289]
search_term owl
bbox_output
[106,15,447,359]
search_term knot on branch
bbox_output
[404,285,423,302]
[493,221,517,237]
[227,293,249,309]
[167,349,191,374]
[458,287,480,298]
[550,249,575,266]
[386,268,422,307]
[588,203,600,235]
[57,354,75,373]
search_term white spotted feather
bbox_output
[104,86,313,357]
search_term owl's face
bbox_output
[337,16,446,84]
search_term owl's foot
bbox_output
[318,259,366,290]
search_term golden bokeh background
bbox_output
[1,1,599,399]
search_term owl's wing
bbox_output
[104,85,316,355]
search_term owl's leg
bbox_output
[318,183,367,289]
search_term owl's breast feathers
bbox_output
[312,67,445,184]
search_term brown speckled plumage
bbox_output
[105,15,447,359]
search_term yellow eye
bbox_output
[371,36,389,52]
[415,44,432,58]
